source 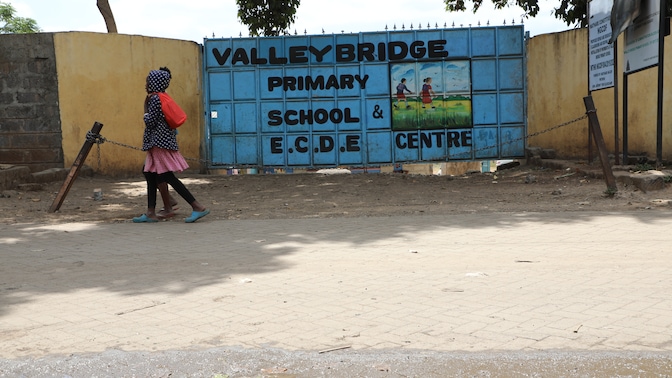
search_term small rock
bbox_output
[17,183,43,191]
[1,190,19,198]
[525,146,542,157]
[540,148,557,159]
[650,199,672,206]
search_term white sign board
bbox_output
[589,0,615,91]
[624,0,660,73]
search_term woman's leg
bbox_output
[144,170,158,215]
[157,172,207,212]
[133,170,160,222]
[157,181,178,217]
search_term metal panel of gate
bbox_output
[203,26,526,169]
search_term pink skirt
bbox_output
[144,147,189,174]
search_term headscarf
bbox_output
[146,69,171,93]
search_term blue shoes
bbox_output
[132,214,159,223]
[133,210,210,223]
[185,209,210,223]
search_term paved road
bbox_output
[1,211,672,376]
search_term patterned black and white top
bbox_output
[142,69,179,151]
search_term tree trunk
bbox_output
[97,0,117,33]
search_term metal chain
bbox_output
[86,131,209,168]
[84,113,588,170]
[445,113,589,160]
[86,131,106,170]
[525,114,588,139]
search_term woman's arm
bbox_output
[143,94,162,129]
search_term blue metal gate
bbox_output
[203,26,526,169]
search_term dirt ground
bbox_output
[3,164,672,377]
[2,161,672,225]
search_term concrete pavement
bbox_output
[1,211,672,363]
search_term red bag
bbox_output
[154,92,187,129]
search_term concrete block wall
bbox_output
[0,33,63,172]
[0,164,31,191]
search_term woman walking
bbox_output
[133,67,210,223]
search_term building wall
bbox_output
[0,33,62,172]
[53,32,204,176]
[3,29,672,175]
[527,28,672,161]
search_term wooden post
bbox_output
[583,96,617,192]
[49,122,104,213]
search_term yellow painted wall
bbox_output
[527,28,672,161]
[54,32,203,176]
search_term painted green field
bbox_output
[392,97,472,130]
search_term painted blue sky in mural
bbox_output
[12,0,570,44]
[391,61,470,94]
[443,62,471,93]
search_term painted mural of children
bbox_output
[394,78,413,109]
[421,77,436,109]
